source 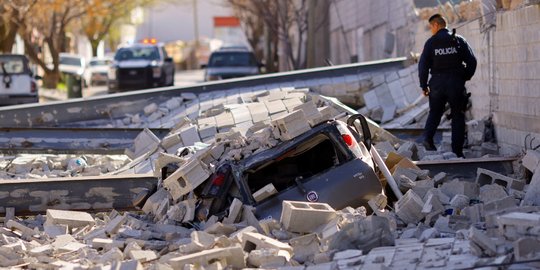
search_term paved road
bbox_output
[39,69,205,102]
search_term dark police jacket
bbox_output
[418,28,477,89]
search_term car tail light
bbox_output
[31,81,37,93]
[212,174,225,186]
[342,134,355,147]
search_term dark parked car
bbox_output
[203,46,262,81]
[0,54,39,106]
[108,44,174,93]
[193,114,383,220]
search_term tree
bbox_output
[81,0,156,57]
[227,0,309,71]
[13,0,88,88]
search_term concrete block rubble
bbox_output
[2,146,539,269]
[2,84,540,268]
[0,154,130,180]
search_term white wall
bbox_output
[135,0,237,43]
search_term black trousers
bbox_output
[423,73,467,156]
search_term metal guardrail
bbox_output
[0,128,169,155]
[0,174,157,215]
[0,57,407,128]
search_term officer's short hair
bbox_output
[428,14,447,27]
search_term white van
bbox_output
[0,54,39,106]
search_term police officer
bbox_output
[419,14,477,158]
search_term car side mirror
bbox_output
[200,64,207,69]
[165,57,173,63]
[34,75,43,80]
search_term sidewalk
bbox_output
[39,88,67,102]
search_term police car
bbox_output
[108,40,175,93]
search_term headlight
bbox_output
[152,67,161,78]
[108,67,116,80]
[206,74,220,81]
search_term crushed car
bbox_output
[156,114,383,223]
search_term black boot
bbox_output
[422,140,436,151]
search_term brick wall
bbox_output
[329,0,417,64]
[413,5,540,154]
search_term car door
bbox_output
[0,56,32,98]
[253,158,381,220]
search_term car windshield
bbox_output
[89,60,110,66]
[208,52,257,67]
[115,47,160,61]
[60,56,83,67]
[0,57,27,74]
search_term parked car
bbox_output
[0,54,40,106]
[108,43,175,93]
[84,57,111,87]
[159,114,383,221]
[203,46,262,81]
[59,53,85,77]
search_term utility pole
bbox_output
[192,0,200,69]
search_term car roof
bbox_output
[118,43,163,49]
[215,46,251,53]
[59,53,83,59]
[238,121,344,169]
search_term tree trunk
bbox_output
[0,10,19,53]
[90,39,100,57]
[43,70,60,89]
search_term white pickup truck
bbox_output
[0,54,39,106]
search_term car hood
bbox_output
[206,66,259,76]
[117,60,155,68]
[59,64,84,75]
[87,66,109,73]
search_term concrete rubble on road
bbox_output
[2,85,539,269]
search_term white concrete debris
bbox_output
[0,154,130,180]
[1,84,535,269]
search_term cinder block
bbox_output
[476,168,525,191]
[231,107,253,124]
[514,238,540,265]
[440,179,479,199]
[265,100,287,115]
[271,110,311,141]
[6,220,37,238]
[46,209,95,228]
[395,190,425,224]
[128,249,158,262]
[242,232,293,255]
[293,101,324,126]
[179,125,201,147]
[223,198,243,224]
[92,238,125,250]
[522,149,540,173]
[253,184,278,202]
[248,103,269,123]
[163,159,210,200]
[280,201,336,233]
[142,188,169,215]
[215,112,235,131]
[479,184,508,204]
[168,246,246,268]
[104,214,127,235]
[469,227,497,257]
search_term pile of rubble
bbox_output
[0,154,130,180]
[2,147,540,269]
